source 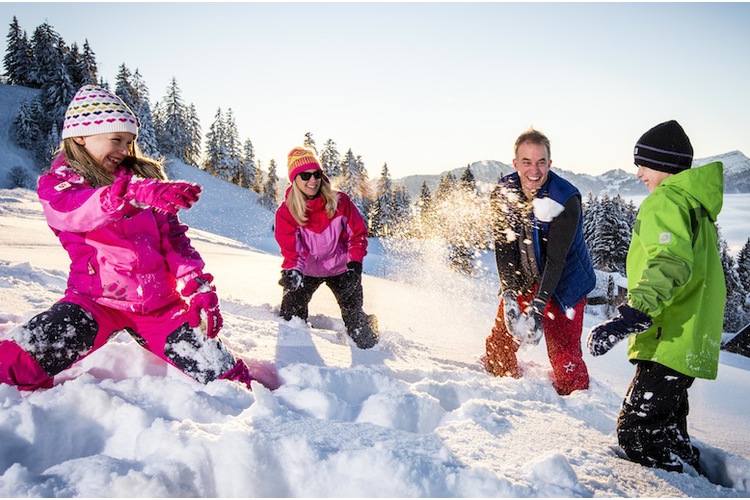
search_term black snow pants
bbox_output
[617,360,702,473]
[279,270,377,349]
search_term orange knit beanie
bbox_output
[287,146,322,182]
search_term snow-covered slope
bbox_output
[2,81,750,496]
[1,187,750,496]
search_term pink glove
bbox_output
[182,273,223,338]
[126,177,201,214]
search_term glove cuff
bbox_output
[618,304,651,325]
[347,261,363,274]
[181,272,215,297]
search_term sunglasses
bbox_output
[298,170,323,181]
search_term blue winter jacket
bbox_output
[493,170,596,311]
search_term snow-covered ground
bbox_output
[2,82,750,496]
[1,171,750,496]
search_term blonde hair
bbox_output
[286,179,339,226]
[58,138,166,187]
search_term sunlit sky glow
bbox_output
[2,2,749,178]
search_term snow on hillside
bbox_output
[2,82,750,497]
[2,184,750,497]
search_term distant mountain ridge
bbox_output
[397,151,750,198]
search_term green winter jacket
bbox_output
[627,161,726,379]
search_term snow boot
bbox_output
[349,314,379,349]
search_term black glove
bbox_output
[347,261,363,275]
[278,269,303,292]
[523,298,546,346]
[587,304,653,356]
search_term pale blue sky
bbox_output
[2,2,749,178]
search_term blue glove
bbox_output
[587,304,653,356]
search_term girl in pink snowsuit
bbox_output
[0,85,271,391]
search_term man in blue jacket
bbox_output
[484,129,596,395]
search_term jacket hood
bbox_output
[658,161,724,221]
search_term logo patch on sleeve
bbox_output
[659,232,672,244]
[54,181,71,191]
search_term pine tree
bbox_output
[115,64,136,111]
[370,163,395,237]
[130,69,149,111]
[127,69,159,157]
[736,237,750,327]
[155,78,200,165]
[338,148,358,194]
[13,98,43,151]
[136,100,160,158]
[392,184,412,228]
[720,235,746,333]
[587,194,631,273]
[736,237,750,294]
[320,139,341,178]
[28,22,64,89]
[43,60,77,133]
[582,192,599,250]
[416,181,432,215]
[42,122,61,163]
[224,109,243,184]
[185,104,202,166]
[260,159,279,209]
[460,164,476,193]
[434,173,457,202]
[242,139,262,193]
[203,108,225,176]
[350,154,372,226]
[303,132,317,153]
[64,42,85,89]
[420,172,491,274]
[4,17,32,86]
[80,40,98,85]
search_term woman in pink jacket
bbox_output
[0,85,276,391]
[275,146,378,349]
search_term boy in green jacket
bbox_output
[587,120,726,474]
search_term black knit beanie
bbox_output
[633,120,693,174]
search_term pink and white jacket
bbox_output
[37,156,205,314]
[275,189,368,278]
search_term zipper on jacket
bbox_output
[656,326,662,340]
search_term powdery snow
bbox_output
[1,183,750,497]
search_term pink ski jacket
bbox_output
[275,189,368,278]
[37,157,205,314]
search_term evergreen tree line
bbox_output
[2,17,408,218]
[4,17,203,169]
[302,133,411,236]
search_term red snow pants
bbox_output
[484,291,589,395]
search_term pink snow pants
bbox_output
[484,291,590,395]
[0,294,260,391]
